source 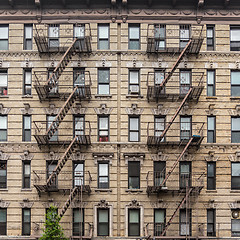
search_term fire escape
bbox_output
[33,24,93,240]
[145,24,204,238]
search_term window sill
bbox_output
[95,94,112,98]
[206,96,217,99]
[125,189,143,193]
[0,188,8,191]
[95,189,112,193]
[22,95,33,98]
[205,190,217,193]
[230,190,240,193]
[0,95,9,98]
[230,97,240,100]
[126,94,143,99]
[21,188,32,191]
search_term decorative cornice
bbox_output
[42,201,60,208]
[126,104,143,115]
[94,104,113,115]
[150,200,169,209]
[93,152,114,165]
[229,202,240,209]
[45,151,60,161]
[123,153,145,165]
[179,152,194,161]
[97,199,110,208]
[151,104,169,116]
[71,200,88,208]
[228,105,240,116]
[180,103,193,115]
[127,199,141,208]
[19,199,34,208]
[206,104,218,116]
[71,103,87,115]
[20,150,34,161]
[205,151,219,162]
[151,152,168,161]
[203,200,218,209]
[228,151,240,162]
[44,104,60,115]
[0,104,11,115]
[21,103,33,115]
[71,151,85,161]
[0,151,10,161]
[0,199,10,208]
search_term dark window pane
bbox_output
[232,219,240,236]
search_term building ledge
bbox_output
[21,188,32,192]
[230,190,240,193]
[126,94,143,99]
[95,94,112,98]
[22,95,33,98]
[125,189,143,193]
[205,190,217,193]
[0,188,8,191]
[95,188,112,193]
[0,96,9,98]
[230,97,240,100]
[206,96,217,99]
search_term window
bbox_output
[98,163,109,189]
[22,161,30,189]
[128,161,140,189]
[98,24,109,50]
[74,116,84,136]
[232,211,240,236]
[98,116,109,142]
[47,115,58,141]
[98,69,110,95]
[0,161,6,189]
[180,209,191,236]
[207,209,216,236]
[48,68,58,94]
[207,116,216,143]
[154,24,165,50]
[232,162,240,190]
[0,25,8,50]
[179,162,191,189]
[23,115,31,142]
[180,116,191,141]
[73,68,85,88]
[154,161,165,187]
[73,208,84,236]
[128,209,140,236]
[0,208,6,235]
[231,117,240,143]
[129,70,140,94]
[97,208,109,236]
[48,24,59,48]
[47,161,57,189]
[74,24,85,39]
[154,209,165,236]
[231,71,240,96]
[206,25,215,51]
[207,70,215,96]
[230,26,240,51]
[207,162,216,190]
[22,208,31,236]
[129,116,140,142]
[24,24,33,50]
[180,70,191,95]
[154,116,165,140]
[73,162,84,187]
[23,69,32,95]
[0,116,7,141]
[154,70,165,94]
[129,24,140,50]
[0,70,8,96]
[180,25,190,49]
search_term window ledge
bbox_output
[230,190,240,193]
[21,188,32,191]
[230,97,240,100]
[0,188,8,191]
[22,95,33,98]
[206,96,217,99]
[95,188,112,193]
[95,94,112,98]
[0,95,9,98]
[205,190,217,193]
[125,189,143,193]
[126,94,143,99]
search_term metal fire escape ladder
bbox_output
[161,187,194,236]
[158,87,193,142]
[46,136,79,188]
[154,40,192,100]
[46,38,78,93]
[46,86,79,140]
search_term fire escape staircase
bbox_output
[147,40,192,102]
[35,38,80,100]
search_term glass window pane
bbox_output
[180,164,190,173]
[129,26,139,39]
[208,117,215,130]
[232,163,240,176]
[130,118,139,130]
[232,118,240,130]
[25,26,32,39]
[99,26,109,38]
[24,116,31,129]
[155,72,164,84]
[99,210,108,222]
[25,71,31,84]
[129,210,139,223]
[99,70,109,83]
[100,118,108,130]
[231,29,240,41]
[73,209,83,222]
[0,73,7,87]
[49,26,59,38]
[207,29,213,38]
[180,72,190,84]
[129,224,139,236]
[232,71,240,84]
[129,41,139,50]
[0,40,8,50]
[0,27,8,39]
[74,26,85,38]
[155,25,165,38]
[155,210,165,223]
[208,163,215,177]
[130,71,139,84]
[98,85,109,95]
[24,164,30,175]
[207,71,214,84]
[0,116,7,129]
[130,132,138,142]
[0,209,6,222]
[232,219,240,231]
[180,28,190,39]
[99,164,108,176]
[24,209,31,222]
[99,40,109,50]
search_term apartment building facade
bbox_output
[0,0,240,239]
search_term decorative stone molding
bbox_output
[71,151,85,161]
[229,202,240,209]
[228,105,240,116]
[0,199,10,208]
[44,104,60,115]
[19,199,34,208]
[127,199,141,208]
[97,199,110,208]
[20,150,33,161]
[0,104,11,115]
[45,151,60,161]
[203,200,218,209]
[180,152,194,161]
[151,104,169,116]
[206,104,218,116]
[205,151,219,162]
[124,153,145,165]
[0,58,3,67]
[125,104,144,115]
[71,103,87,115]
[71,200,88,208]
[151,152,168,161]
[21,103,33,115]
[180,103,193,115]
[0,151,10,161]
[42,202,61,208]
[93,153,114,165]
[228,151,240,162]
[94,104,113,115]
[150,200,169,209]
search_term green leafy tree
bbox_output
[39,206,68,240]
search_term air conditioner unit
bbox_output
[130,86,139,94]
[232,209,240,219]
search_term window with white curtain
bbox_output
[180,209,191,236]
[180,116,191,141]
[0,25,8,50]
[180,70,191,95]
[23,69,32,95]
[24,24,33,50]
[48,24,59,48]
[0,70,7,96]
[98,24,109,50]
[74,24,85,38]
[73,162,84,187]
[98,116,109,142]
[154,209,165,236]
[98,163,109,189]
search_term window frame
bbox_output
[128,161,140,189]
[0,70,8,96]
[231,70,240,96]
[206,25,215,51]
[98,24,110,50]
[231,162,240,190]
[128,24,140,50]
[73,115,85,137]
[207,70,215,97]
[232,217,240,236]
[207,209,216,236]
[179,209,192,236]
[98,115,109,142]
[154,24,166,50]
[48,24,59,48]
[22,161,31,189]
[207,116,216,143]
[23,69,32,96]
[0,25,9,51]
[180,116,192,141]
[128,208,140,236]
[0,208,7,235]
[23,24,33,50]
[22,115,31,142]
[22,208,31,236]
[97,208,109,236]
[98,68,110,95]
[73,24,85,39]
[230,26,240,51]
[129,116,140,142]
[154,208,166,236]
[0,160,7,189]
[47,115,58,141]
[179,69,192,95]
[179,25,191,49]
[179,161,191,189]
[129,69,140,95]
[73,208,84,236]
[154,161,166,187]
[73,161,84,187]
[231,117,240,143]
[98,162,109,189]
[46,161,58,189]
[0,115,7,142]
[207,162,216,190]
